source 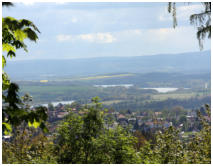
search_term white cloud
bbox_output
[177,4,203,20]
[179,4,202,12]
[121,29,142,35]
[63,17,78,25]
[56,32,116,43]
[158,4,203,22]
[55,2,66,4]
[139,26,201,53]
[21,1,36,6]
[56,34,73,42]
[56,26,205,55]
[146,28,176,41]
[113,29,143,38]
[159,14,172,21]
[71,17,78,23]
[112,26,198,48]
[56,28,175,44]
[57,26,196,44]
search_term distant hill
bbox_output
[6,50,211,80]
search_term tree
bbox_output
[3,128,56,164]
[152,127,186,164]
[186,104,211,163]
[55,97,140,164]
[54,112,84,163]
[133,130,147,151]
[55,97,105,164]
[168,2,211,49]
[149,104,211,164]
[48,103,54,112]
[2,3,48,134]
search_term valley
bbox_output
[17,72,210,112]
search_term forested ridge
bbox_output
[6,51,211,81]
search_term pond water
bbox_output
[142,88,179,93]
[41,100,75,107]
[94,84,134,88]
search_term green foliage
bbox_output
[2,84,48,134]
[2,5,48,134]
[55,97,105,164]
[148,104,211,164]
[55,97,140,164]
[153,127,186,164]
[3,98,211,164]
[56,114,84,163]
[3,129,57,164]
[2,122,12,135]
[186,104,211,163]
[2,16,40,59]
[104,126,140,164]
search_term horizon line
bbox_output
[7,50,211,61]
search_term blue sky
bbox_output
[3,2,211,60]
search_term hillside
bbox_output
[6,50,210,80]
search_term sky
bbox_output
[3,2,211,60]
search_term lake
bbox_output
[41,100,75,107]
[142,88,179,93]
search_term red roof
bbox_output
[118,114,125,119]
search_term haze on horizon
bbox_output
[3,2,211,61]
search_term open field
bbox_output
[78,74,135,80]
[151,92,207,101]
[87,100,123,106]
[17,71,211,109]
[46,73,135,82]
[101,100,123,105]
[20,85,94,94]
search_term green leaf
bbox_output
[23,28,38,41]
[2,56,6,68]
[7,50,16,58]
[2,72,10,90]
[39,122,49,133]
[28,119,40,128]
[14,29,27,41]
[2,122,12,135]
[2,43,16,53]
